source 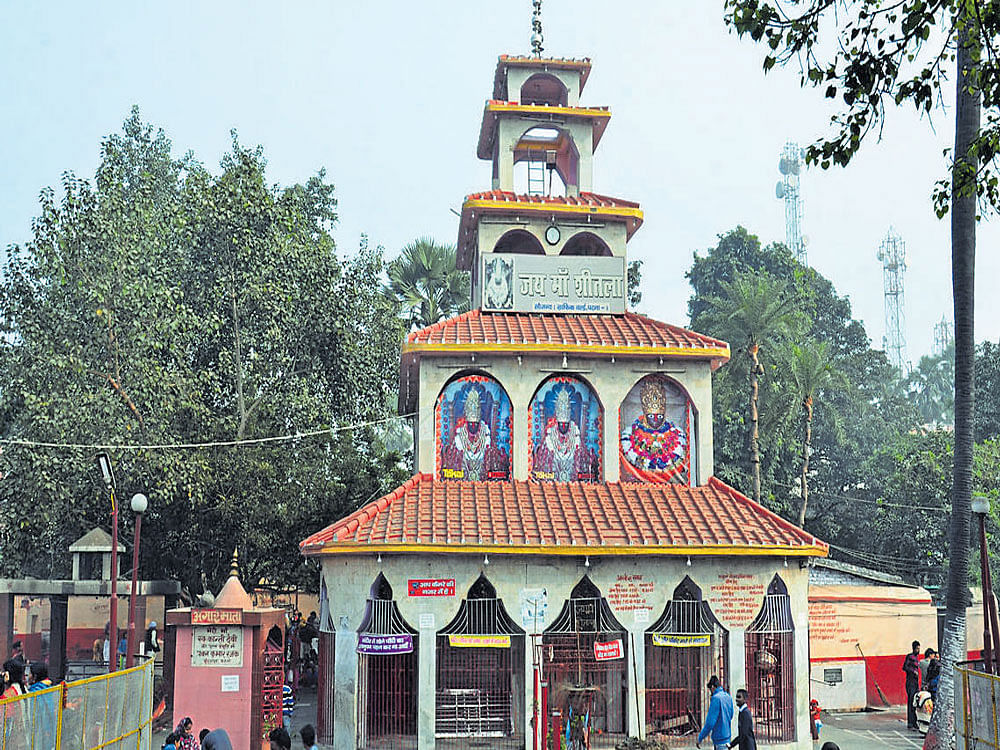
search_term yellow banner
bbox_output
[448,634,511,648]
[651,633,711,648]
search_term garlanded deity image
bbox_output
[619,375,691,484]
[438,375,511,481]
[530,376,601,482]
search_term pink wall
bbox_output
[172,626,256,749]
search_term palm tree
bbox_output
[386,238,470,329]
[783,340,845,527]
[700,272,804,502]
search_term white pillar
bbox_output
[417,621,436,750]
[332,627,358,750]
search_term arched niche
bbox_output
[745,575,795,743]
[520,73,569,106]
[512,125,579,196]
[560,231,612,257]
[529,374,602,483]
[437,373,512,482]
[493,229,544,255]
[619,374,696,485]
[644,577,729,736]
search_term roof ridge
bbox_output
[706,476,825,548]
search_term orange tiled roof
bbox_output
[300,475,827,557]
[478,100,611,160]
[493,55,593,100]
[457,190,643,269]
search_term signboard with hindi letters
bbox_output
[481,255,626,314]
[191,626,244,667]
[357,633,414,655]
[447,634,511,648]
[593,638,625,661]
[191,608,241,625]
[651,633,711,648]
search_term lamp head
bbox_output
[95,452,115,489]
[972,495,991,515]
[130,493,148,514]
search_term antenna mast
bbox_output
[775,141,807,265]
[933,315,954,356]
[878,228,909,373]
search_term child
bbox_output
[301,724,318,750]
[162,733,178,750]
[810,698,822,739]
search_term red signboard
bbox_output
[593,638,624,662]
[408,578,456,597]
[191,608,242,625]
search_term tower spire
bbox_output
[531,0,544,57]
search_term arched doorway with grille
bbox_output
[745,575,795,743]
[356,574,418,750]
[644,577,728,738]
[435,574,526,749]
[542,576,628,748]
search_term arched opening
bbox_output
[519,73,569,106]
[543,576,628,746]
[492,229,544,256]
[560,231,612,257]
[528,374,603,483]
[619,374,697,485]
[644,577,729,737]
[745,575,795,743]
[436,373,512,481]
[436,574,526,748]
[357,574,419,750]
[512,126,578,197]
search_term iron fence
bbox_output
[957,663,1000,750]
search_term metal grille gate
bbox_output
[645,577,728,738]
[357,574,419,750]
[543,576,627,749]
[436,574,526,749]
[745,576,795,743]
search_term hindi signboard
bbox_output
[447,634,511,648]
[191,626,243,668]
[593,638,624,661]
[650,633,711,648]
[408,579,456,597]
[191,608,242,625]
[356,633,414,655]
[481,255,626,314]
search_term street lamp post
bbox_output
[95,452,118,674]
[125,492,148,668]
[973,495,1000,674]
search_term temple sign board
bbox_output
[481,255,626,314]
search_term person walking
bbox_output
[2,659,28,747]
[200,729,234,750]
[903,640,921,730]
[696,675,735,750]
[144,621,161,659]
[925,649,942,698]
[728,689,757,750]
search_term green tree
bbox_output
[627,259,643,307]
[723,3,989,737]
[386,238,470,329]
[907,345,956,427]
[976,340,1000,441]
[698,272,804,501]
[0,111,407,595]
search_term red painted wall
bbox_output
[849,649,984,706]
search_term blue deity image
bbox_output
[529,376,602,482]
[437,375,512,481]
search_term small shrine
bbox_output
[302,21,827,750]
[166,553,285,750]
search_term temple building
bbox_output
[302,51,827,750]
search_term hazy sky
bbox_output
[2,1,997,362]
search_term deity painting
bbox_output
[619,375,693,484]
[438,375,512,481]
[529,376,601,482]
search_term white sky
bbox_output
[1,1,997,361]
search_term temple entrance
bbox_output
[543,576,627,748]
[435,574,525,749]
[356,574,418,750]
[644,577,728,738]
[745,575,795,743]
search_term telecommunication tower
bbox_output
[933,315,954,356]
[878,228,908,373]
[775,142,807,265]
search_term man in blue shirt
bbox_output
[697,675,735,750]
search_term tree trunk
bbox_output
[748,343,762,502]
[797,398,812,527]
[925,17,980,750]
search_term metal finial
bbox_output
[229,548,239,578]
[531,0,544,57]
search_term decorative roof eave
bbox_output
[477,101,612,160]
[457,192,643,270]
[302,541,828,558]
[493,55,593,100]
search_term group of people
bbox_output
[903,639,941,731]
[1,642,56,748]
[92,620,160,666]
[694,675,841,750]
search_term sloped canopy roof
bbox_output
[492,55,593,100]
[301,475,827,558]
[69,527,125,553]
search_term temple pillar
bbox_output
[416,625,435,750]
[0,593,12,664]
[48,594,68,682]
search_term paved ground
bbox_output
[819,708,926,750]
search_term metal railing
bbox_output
[0,657,154,750]
[958,662,1000,750]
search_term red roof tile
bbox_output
[300,476,827,557]
[457,191,643,269]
